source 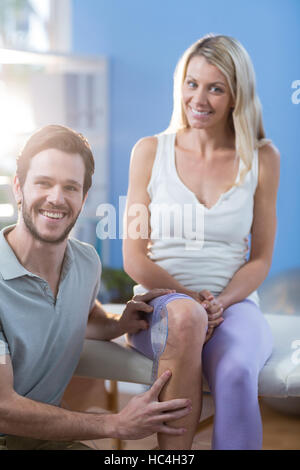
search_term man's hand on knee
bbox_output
[118,289,176,335]
[112,370,192,440]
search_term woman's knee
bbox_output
[166,299,208,347]
[216,357,257,392]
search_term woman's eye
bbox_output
[65,186,77,192]
[187,80,197,88]
[210,86,224,93]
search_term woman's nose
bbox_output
[193,86,209,106]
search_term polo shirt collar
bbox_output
[61,241,74,279]
[0,225,30,280]
[0,225,74,281]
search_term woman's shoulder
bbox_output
[257,141,280,187]
[130,135,159,171]
[132,135,158,155]
[257,141,280,165]
[128,136,159,187]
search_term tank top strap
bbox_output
[251,147,259,193]
[238,147,259,194]
[147,132,176,197]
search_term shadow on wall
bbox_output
[258,268,300,317]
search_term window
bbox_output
[0,0,71,52]
[0,1,109,263]
[0,0,74,175]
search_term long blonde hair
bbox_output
[166,34,270,182]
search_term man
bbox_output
[0,125,191,450]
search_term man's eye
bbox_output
[65,186,77,192]
[37,181,49,186]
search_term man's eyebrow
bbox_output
[64,179,83,188]
[33,175,83,187]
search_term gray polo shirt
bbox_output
[0,226,101,407]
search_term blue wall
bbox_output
[72,0,300,278]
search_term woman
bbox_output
[123,34,280,450]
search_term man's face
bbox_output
[15,149,86,244]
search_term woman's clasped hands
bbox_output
[197,289,224,343]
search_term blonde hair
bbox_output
[166,34,271,183]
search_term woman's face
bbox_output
[182,55,234,131]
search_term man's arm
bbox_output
[0,355,113,441]
[0,356,191,441]
[85,288,176,341]
[85,299,122,341]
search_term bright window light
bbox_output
[28,0,51,51]
[0,204,14,218]
[0,0,51,52]
[0,80,35,133]
[0,79,35,168]
[0,78,35,174]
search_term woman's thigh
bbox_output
[202,299,273,387]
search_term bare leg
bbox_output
[157,299,207,450]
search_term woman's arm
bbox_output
[123,136,197,299]
[123,137,224,335]
[216,143,280,309]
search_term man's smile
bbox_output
[39,209,67,220]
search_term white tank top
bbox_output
[134,132,260,306]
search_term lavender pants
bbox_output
[126,293,273,450]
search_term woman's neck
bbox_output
[177,125,235,159]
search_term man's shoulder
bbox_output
[68,238,101,271]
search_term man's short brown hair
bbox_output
[17,125,95,197]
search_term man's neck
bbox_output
[6,224,67,281]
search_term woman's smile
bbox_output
[189,106,214,118]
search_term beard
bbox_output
[21,199,81,245]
